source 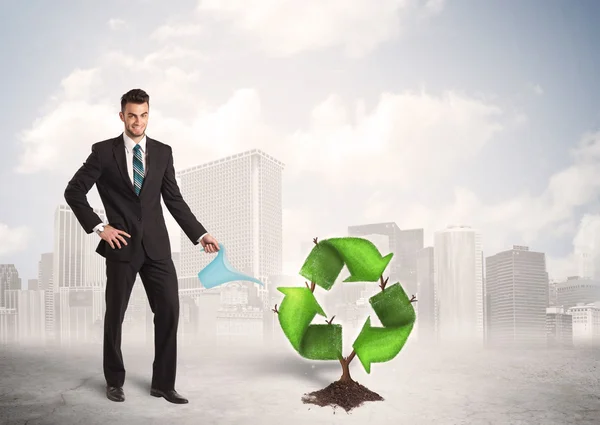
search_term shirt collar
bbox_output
[122,132,146,153]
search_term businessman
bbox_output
[64,88,219,404]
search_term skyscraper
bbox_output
[434,225,484,345]
[4,289,46,343]
[485,245,549,347]
[53,205,106,290]
[546,306,573,348]
[555,277,600,309]
[177,149,284,306]
[567,302,600,346]
[416,246,435,344]
[397,228,425,296]
[37,253,54,339]
[0,264,21,308]
[53,204,106,343]
[577,251,594,279]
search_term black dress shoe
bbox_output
[106,386,125,402]
[150,388,188,404]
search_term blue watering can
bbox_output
[197,243,264,289]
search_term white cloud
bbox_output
[61,68,102,101]
[545,213,600,281]
[142,46,206,64]
[14,100,119,174]
[528,83,544,95]
[11,38,519,272]
[0,223,31,256]
[424,0,445,15]
[197,0,444,57]
[286,91,503,188]
[108,18,125,30]
[546,252,578,281]
[13,4,597,282]
[360,132,600,278]
[570,213,600,279]
[573,214,600,251]
[103,47,205,72]
[513,112,528,126]
[150,23,203,41]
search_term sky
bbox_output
[1,0,600,286]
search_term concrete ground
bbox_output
[0,340,599,424]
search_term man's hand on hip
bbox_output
[201,234,220,253]
[100,225,131,249]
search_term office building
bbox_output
[0,264,21,308]
[546,306,573,348]
[37,253,54,339]
[555,277,600,309]
[177,149,284,310]
[434,225,484,345]
[416,246,435,344]
[0,308,17,344]
[4,289,46,344]
[53,204,107,344]
[567,302,600,346]
[486,245,548,347]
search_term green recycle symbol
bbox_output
[275,236,416,375]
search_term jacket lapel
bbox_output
[112,134,137,196]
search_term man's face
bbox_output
[119,102,148,138]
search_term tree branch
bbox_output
[379,275,389,291]
[305,281,316,292]
[313,237,319,245]
[325,315,336,325]
[272,304,279,313]
[409,295,417,303]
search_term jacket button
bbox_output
[137,217,141,221]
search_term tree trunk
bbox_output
[338,358,354,383]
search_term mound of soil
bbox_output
[301,379,384,412]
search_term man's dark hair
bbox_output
[121,89,150,112]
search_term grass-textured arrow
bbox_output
[298,237,394,289]
[276,287,342,360]
[275,236,416,378]
[352,282,415,373]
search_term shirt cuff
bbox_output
[93,223,104,233]
[198,232,207,243]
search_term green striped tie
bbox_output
[133,144,144,195]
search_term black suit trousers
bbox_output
[103,239,180,391]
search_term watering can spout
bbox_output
[197,243,264,289]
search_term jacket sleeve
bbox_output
[161,145,207,245]
[64,143,104,233]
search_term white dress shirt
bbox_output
[93,132,206,243]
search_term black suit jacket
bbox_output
[64,134,206,262]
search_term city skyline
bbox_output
[9,146,600,290]
[2,1,600,288]
[3,165,600,348]
[1,142,599,350]
[4,215,600,348]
